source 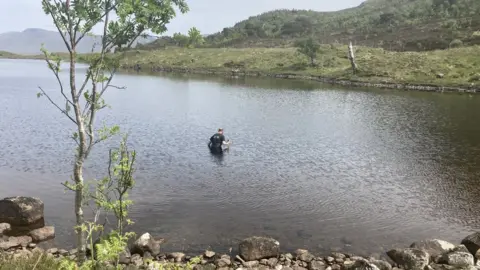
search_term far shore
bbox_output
[2,45,480,94]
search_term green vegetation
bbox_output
[138,0,480,52]
[295,38,321,66]
[120,45,480,87]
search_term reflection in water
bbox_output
[1,59,480,255]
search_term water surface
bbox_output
[1,59,480,255]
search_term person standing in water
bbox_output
[208,128,229,154]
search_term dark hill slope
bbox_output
[204,0,480,51]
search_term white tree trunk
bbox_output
[348,41,357,74]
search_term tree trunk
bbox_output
[348,41,357,74]
[69,46,87,264]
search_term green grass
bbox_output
[0,251,62,270]
[120,45,480,87]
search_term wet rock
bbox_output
[239,236,280,261]
[29,226,55,242]
[370,259,392,270]
[309,260,326,270]
[130,233,161,256]
[204,250,216,258]
[440,251,474,267]
[296,249,315,263]
[344,258,380,270]
[168,252,185,262]
[410,239,455,258]
[386,248,429,270]
[0,223,11,235]
[461,232,480,256]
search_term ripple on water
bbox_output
[2,60,480,254]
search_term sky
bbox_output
[0,0,366,36]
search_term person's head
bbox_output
[218,128,223,134]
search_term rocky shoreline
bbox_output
[121,64,480,94]
[3,196,480,270]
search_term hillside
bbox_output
[202,0,480,51]
[0,28,156,54]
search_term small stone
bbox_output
[46,248,58,254]
[331,265,341,270]
[292,266,307,270]
[204,250,215,258]
[260,259,269,265]
[243,261,259,268]
[0,223,11,235]
[326,257,334,264]
[201,259,208,265]
[437,73,444,79]
[216,257,231,267]
[286,253,293,260]
[68,255,76,260]
[131,254,143,266]
[27,243,36,248]
[58,249,69,256]
[441,251,474,267]
[334,258,343,264]
[331,253,346,260]
[69,249,78,255]
[276,265,283,270]
[143,251,153,261]
[370,259,392,270]
[268,257,279,267]
[169,252,186,262]
[309,260,326,270]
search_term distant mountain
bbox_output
[0,28,157,55]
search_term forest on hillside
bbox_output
[139,0,480,52]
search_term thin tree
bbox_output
[295,37,320,67]
[38,0,188,263]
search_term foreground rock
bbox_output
[0,197,44,228]
[410,239,455,258]
[386,248,429,270]
[238,236,280,261]
[461,232,480,259]
[130,233,162,256]
[29,226,55,242]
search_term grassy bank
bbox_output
[120,45,480,90]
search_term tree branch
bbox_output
[42,0,72,53]
[38,86,77,125]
